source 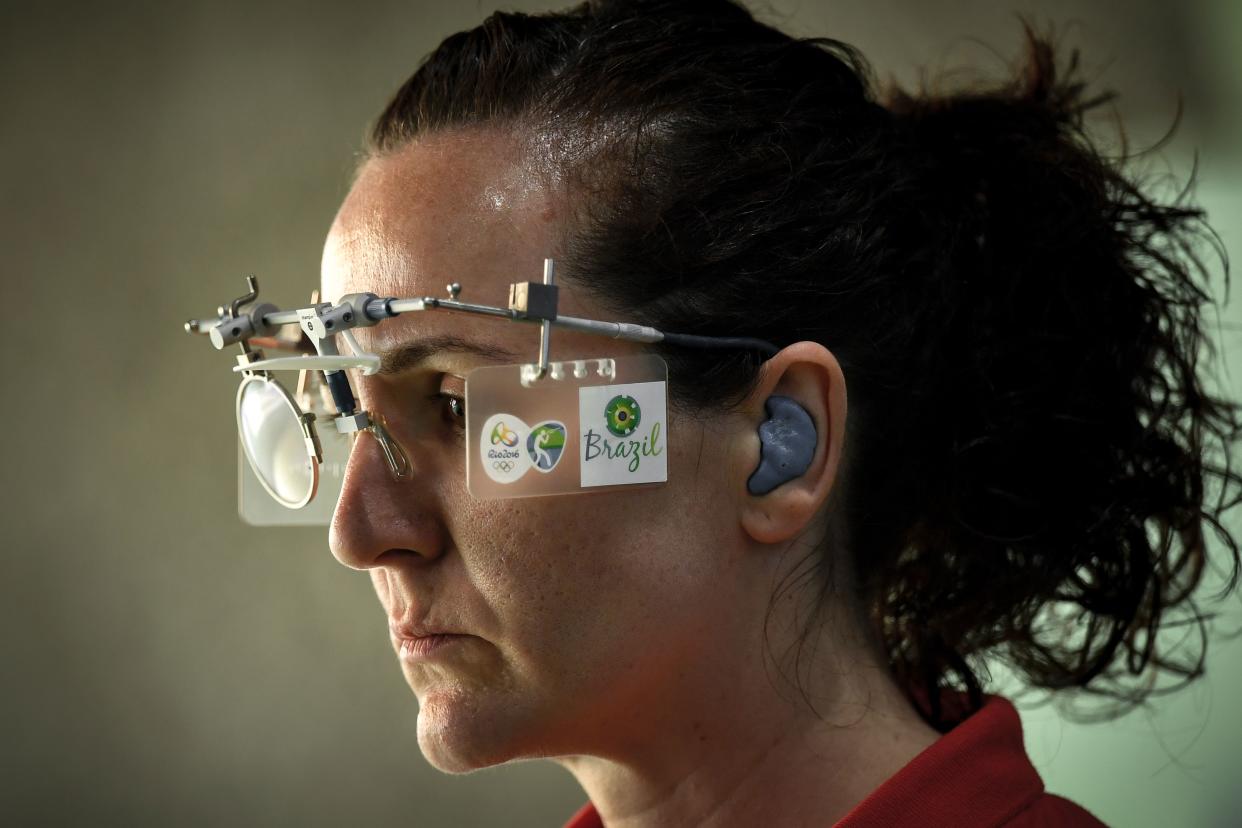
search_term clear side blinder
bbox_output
[465,353,669,500]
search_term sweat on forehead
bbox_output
[321,128,569,307]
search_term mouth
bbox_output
[389,620,471,662]
[395,633,468,661]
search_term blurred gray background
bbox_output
[2,0,1239,825]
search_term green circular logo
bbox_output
[604,394,641,437]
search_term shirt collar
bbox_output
[560,695,1044,828]
[833,695,1044,827]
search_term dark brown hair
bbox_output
[367,0,1242,729]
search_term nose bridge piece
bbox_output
[334,409,412,481]
[367,415,412,480]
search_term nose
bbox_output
[329,426,448,571]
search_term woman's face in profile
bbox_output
[321,128,764,772]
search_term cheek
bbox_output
[452,489,727,663]
[440,418,737,681]
[447,409,729,608]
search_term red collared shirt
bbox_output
[561,696,1107,827]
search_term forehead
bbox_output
[320,128,622,362]
[322,128,557,313]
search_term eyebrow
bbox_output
[375,334,521,375]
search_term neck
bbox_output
[554,621,940,828]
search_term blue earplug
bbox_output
[746,395,817,495]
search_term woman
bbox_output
[322,1,1241,825]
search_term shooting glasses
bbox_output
[185,259,778,525]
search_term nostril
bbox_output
[377,548,438,566]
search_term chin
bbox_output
[415,687,533,774]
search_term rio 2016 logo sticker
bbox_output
[579,381,667,488]
[480,413,531,484]
[491,420,519,447]
[526,421,567,473]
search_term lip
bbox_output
[389,619,470,662]
[396,633,467,660]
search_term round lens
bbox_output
[236,377,318,509]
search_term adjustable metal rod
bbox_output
[184,260,774,355]
[538,258,555,379]
[187,290,662,347]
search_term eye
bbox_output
[447,395,465,420]
[430,391,466,430]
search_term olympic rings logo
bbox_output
[492,460,515,473]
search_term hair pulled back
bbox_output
[368,0,1242,729]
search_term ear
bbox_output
[732,341,848,546]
